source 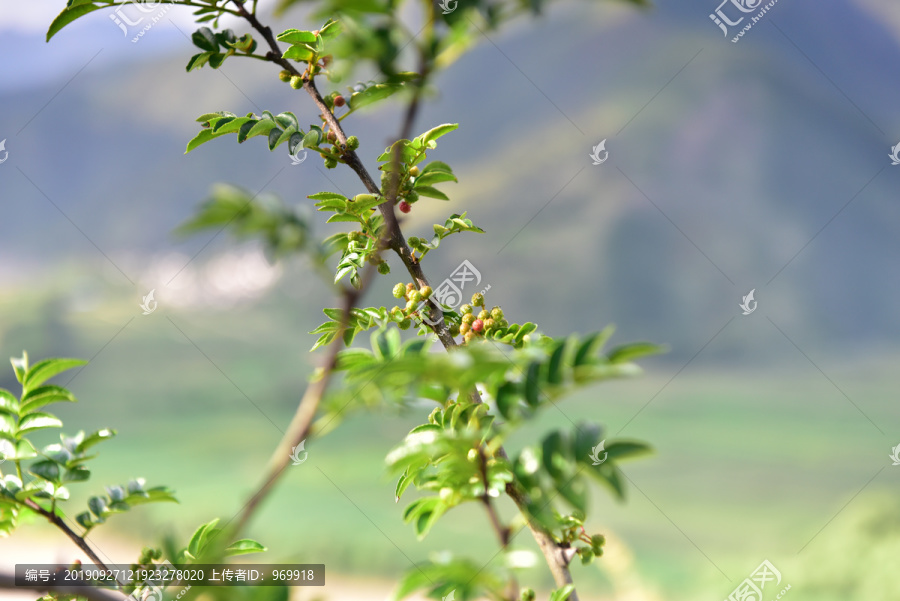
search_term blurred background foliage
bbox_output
[1,0,899,598]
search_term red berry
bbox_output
[334,95,346,107]
[399,201,411,213]
[472,319,484,333]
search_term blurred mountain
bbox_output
[1,0,899,363]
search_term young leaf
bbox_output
[24,358,86,390]
[47,4,106,41]
[224,539,267,556]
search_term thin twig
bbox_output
[24,499,113,573]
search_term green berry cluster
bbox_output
[558,512,605,566]
[458,293,509,345]
[390,282,433,329]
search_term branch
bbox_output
[225,5,580,597]
[24,499,113,573]
[0,570,127,601]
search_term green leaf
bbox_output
[188,518,221,557]
[0,414,15,441]
[283,45,314,61]
[88,496,108,518]
[186,52,215,72]
[413,171,457,186]
[605,440,652,461]
[208,52,229,69]
[348,83,403,111]
[418,123,458,145]
[186,128,227,153]
[245,118,278,140]
[237,120,258,144]
[29,461,61,483]
[77,429,116,453]
[421,161,453,175]
[47,4,106,41]
[550,585,576,601]
[17,413,63,435]
[413,186,449,200]
[274,112,299,131]
[318,19,342,41]
[276,29,317,44]
[19,385,77,415]
[10,353,27,384]
[224,539,267,556]
[268,128,284,151]
[10,439,37,461]
[192,27,219,52]
[607,342,663,363]
[24,358,86,390]
[0,390,17,414]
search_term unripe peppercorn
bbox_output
[405,299,418,312]
[390,306,404,320]
[498,318,509,329]
[459,322,471,335]
[472,319,484,333]
[406,191,419,203]
[491,307,503,320]
[483,318,495,331]
[324,157,338,169]
[333,95,346,107]
[398,318,411,330]
[464,331,475,344]
[419,286,432,299]
[409,165,420,177]
[392,283,406,298]
[290,75,304,89]
[471,292,484,307]
[326,130,337,143]
[398,200,411,213]
[449,323,460,337]
[462,313,475,325]
[409,290,422,304]
[406,282,416,293]
[521,588,536,601]
[347,135,359,150]
[477,310,489,321]
[377,262,391,275]
[460,304,473,315]
[278,69,292,82]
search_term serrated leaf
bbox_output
[245,118,278,140]
[268,128,284,150]
[274,112,299,131]
[237,120,258,143]
[413,171,457,186]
